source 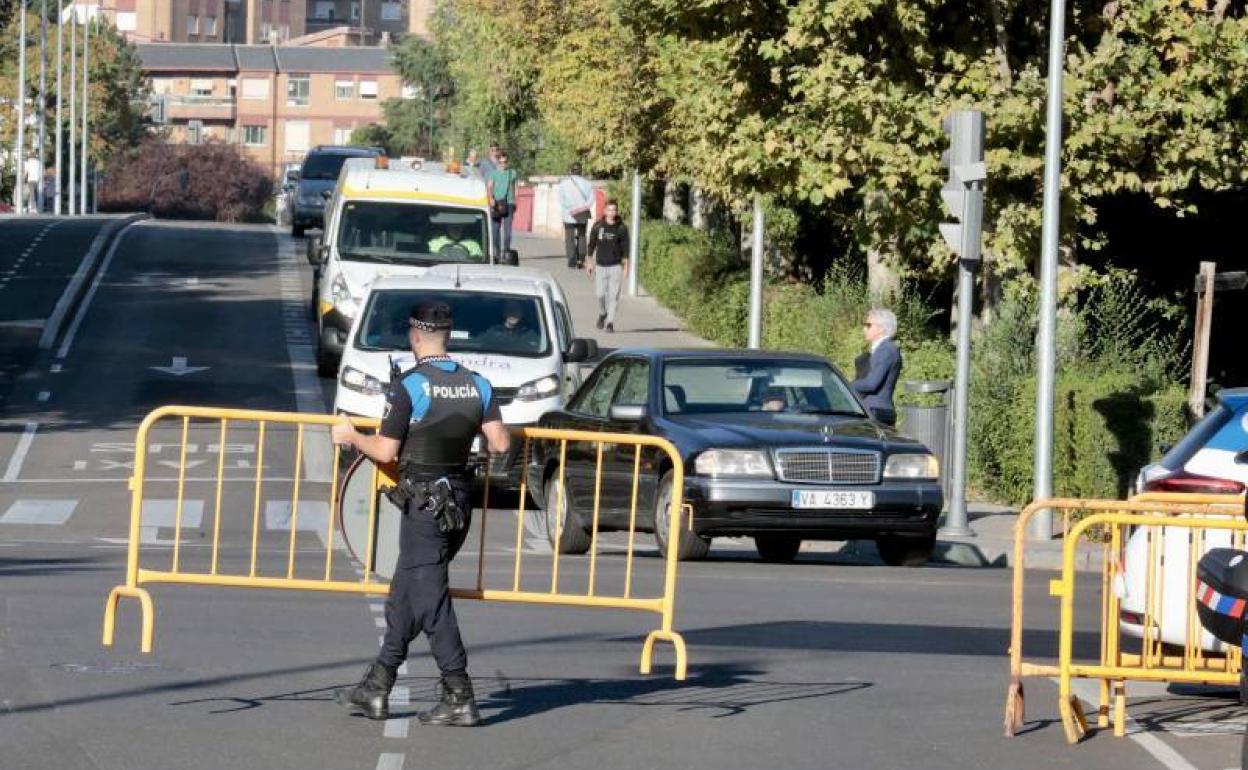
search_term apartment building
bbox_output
[139,44,402,174]
[304,0,433,41]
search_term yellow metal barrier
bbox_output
[1004,493,1246,741]
[102,406,690,679]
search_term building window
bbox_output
[359,80,378,100]
[186,14,199,35]
[335,79,354,101]
[401,84,418,100]
[333,127,354,145]
[243,125,267,146]
[313,1,334,19]
[278,23,289,40]
[187,120,204,145]
[381,2,400,21]
[116,11,137,30]
[227,79,238,97]
[286,74,310,106]
[190,78,214,97]
[350,1,359,20]
[241,78,269,100]
[285,121,310,154]
[205,15,217,35]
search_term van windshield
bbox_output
[336,201,489,265]
[358,290,550,358]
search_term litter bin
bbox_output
[899,380,951,494]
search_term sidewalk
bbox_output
[512,231,1093,569]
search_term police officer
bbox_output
[331,300,510,726]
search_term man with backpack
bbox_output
[557,163,594,268]
[585,201,630,333]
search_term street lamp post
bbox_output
[54,0,63,215]
[37,0,48,213]
[14,0,28,212]
[627,170,641,297]
[747,195,764,348]
[79,7,89,215]
[68,4,76,215]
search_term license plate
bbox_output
[790,490,875,510]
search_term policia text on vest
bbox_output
[331,300,511,726]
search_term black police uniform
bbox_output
[374,355,499,681]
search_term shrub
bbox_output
[100,140,274,222]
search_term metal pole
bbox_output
[36,0,47,213]
[67,5,76,215]
[79,8,89,215]
[1030,0,1067,540]
[747,195,764,348]
[53,0,63,215]
[627,169,640,297]
[14,0,28,212]
[942,250,979,537]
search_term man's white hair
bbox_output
[869,308,897,337]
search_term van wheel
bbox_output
[316,327,338,378]
[544,475,591,554]
[876,534,936,567]
[653,472,711,561]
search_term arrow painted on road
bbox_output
[150,356,209,376]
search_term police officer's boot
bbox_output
[335,662,396,720]
[417,674,480,727]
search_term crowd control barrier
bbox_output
[102,406,690,679]
[1004,493,1247,743]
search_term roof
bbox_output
[136,43,238,72]
[135,43,393,75]
[1218,388,1248,406]
[339,166,488,207]
[370,271,552,298]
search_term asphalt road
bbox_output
[0,219,1242,770]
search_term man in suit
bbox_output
[851,309,903,426]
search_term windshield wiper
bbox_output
[341,251,398,264]
[792,408,867,417]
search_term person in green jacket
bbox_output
[487,152,518,259]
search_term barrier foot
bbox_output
[1059,695,1089,744]
[102,585,155,653]
[640,630,687,681]
[1097,679,1111,728]
[1003,679,1025,737]
[1113,682,1127,737]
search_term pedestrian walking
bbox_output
[558,162,594,269]
[851,308,903,426]
[331,300,510,726]
[487,151,518,259]
[585,201,629,333]
[23,157,42,213]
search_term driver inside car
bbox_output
[758,386,788,413]
[428,221,483,258]
[477,302,540,352]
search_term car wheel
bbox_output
[316,326,338,378]
[292,223,305,238]
[754,535,801,563]
[653,472,711,561]
[544,474,591,554]
[876,534,936,567]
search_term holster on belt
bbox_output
[385,475,467,534]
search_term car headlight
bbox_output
[330,275,358,316]
[883,453,939,479]
[694,449,774,478]
[515,375,559,402]
[340,365,384,396]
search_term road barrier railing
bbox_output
[1004,493,1246,742]
[103,406,690,679]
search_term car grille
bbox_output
[493,387,518,406]
[774,449,880,485]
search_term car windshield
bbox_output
[357,289,550,357]
[661,359,865,417]
[336,201,488,265]
[301,152,370,181]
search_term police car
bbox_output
[1120,388,1248,651]
[334,265,598,481]
[308,157,495,376]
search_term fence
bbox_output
[1004,493,1247,742]
[102,405,690,679]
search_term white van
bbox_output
[308,157,497,375]
[334,265,599,479]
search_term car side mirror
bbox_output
[609,404,645,423]
[1236,450,1248,465]
[500,249,519,267]
[307,235,324,265]
[566,338,598,364]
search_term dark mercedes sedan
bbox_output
[526,349,944,565]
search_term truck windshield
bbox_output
[358,290,550,358]
[336,201,488,265]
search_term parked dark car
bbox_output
[289,145,383,237]
[527,349,944,565]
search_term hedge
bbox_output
[638,221,1189,507]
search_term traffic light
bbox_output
[939,110,986,263]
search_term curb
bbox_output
[38,213,149,350]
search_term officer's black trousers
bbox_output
[376,488,472,680]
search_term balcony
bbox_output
[164,95,236,122]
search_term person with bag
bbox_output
[585,201,630,333]
[487,151,518,259]
[557,162,594,268]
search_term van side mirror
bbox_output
[500,249,519,266]
[566,338,598,363]
[1236,450,1248,465]
[307,235,325,265]
[609,404,645,423]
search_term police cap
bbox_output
[409,300,454,331]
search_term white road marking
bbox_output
[72,461,86,471]
[36,391,50,402]
[0,499,78,525]
[57,222,129,359]
[264,500,330,532]
[3,422,38,481]
[397,662,407,676]
[1068,679,1200,770]
[149,356,209,376]
[369,602,385,613]
[141,499,205,528]
[383,718,410,739]
[374,616,387,629]
[390,686,409,706]
[50,363,62,373]
[376,754,404,770]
